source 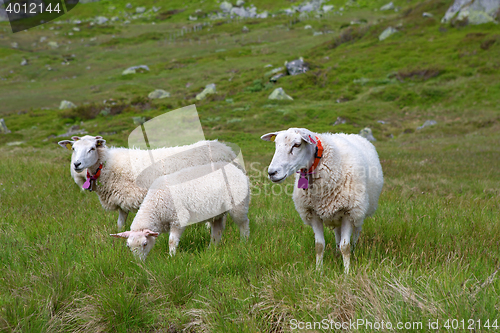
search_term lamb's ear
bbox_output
[95,136,103,140]
[110,231,132,239]
[297,128,317,145]
[261,132,279,142]
[58,140,74,150]
[71,136,81,141]
[96,138,106,147]
[144,229,159,237]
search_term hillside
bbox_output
[0,0,499,331]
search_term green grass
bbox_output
[1,0,500,331]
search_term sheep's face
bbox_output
[110,230,159,261]
[58,136,106,173]
[261,128,317,183]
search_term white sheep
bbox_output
[57,136,242,229]
[110,161,250,260]
[261,127,383,274]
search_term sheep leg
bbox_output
[210,215,226,246]
[117,208,128,229]
[168,225,185,256]
[310,218,325,270]
[351,226,362,254]
[334,227,341,251]
[340,217,353,274]
[229,201,250,240]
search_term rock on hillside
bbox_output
[442,0,500,25]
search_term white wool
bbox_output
[261,127,383,274]
[116,162,250,260]
[59,136,243,228]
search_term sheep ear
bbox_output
[96,138,106,147]
[297,129,317,145]
[261,132,278,142]
[58,140,74,150]
[144,229,159,237]
[110,232,132,239]
[71,136,81,141]
[95,136,103,140]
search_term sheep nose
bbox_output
[268,170,277,177]
[74,161,81,169]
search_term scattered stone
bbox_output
[242,26,249,33]
[264,64,273,68]
[236,0,245,6]
[333,117,347,126]
[220,1,233,12]
[379,27,398,41]
[0,119,11,134]
[40,36,47,43]
[126,3,132,9]
[313,31,324,36]
[270,73,286,82]
[380,2,395,11]
[257,11,268,18]
[73,27,80,31]
[285,58,309,76]
[6,141,24,146]
[136,7,146,14]
[122,65,150,75]
[304,25,312,29]
[423,12,434,18]
[20,59,28,66]
[359,127,376,141]
[268,87,293,100]
[11,42,19,48]
[323,5,334,12]
[189,15,198,21]
[133,117,146,125]
[59,100,77,109]
[57,125,87,138]
[148,89,170,99]
[377,120,387,124]
[95,16,108,25]
[152,6,161,13]
[225,98,234,103]
[417,120,437,130]
[196,83,216,100]
[442,0,499,25]
[387,134,394,139]
[265,67,284,76]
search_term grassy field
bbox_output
[1,0,500,331]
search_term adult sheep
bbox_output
[261,127,383,274]
[58,135,243,229]
[110,161,250,260]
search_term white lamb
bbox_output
[58,136,242,229]
[110,162,250,260]
[261,127,383,274]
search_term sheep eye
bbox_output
[142,241,147,247]
[293,143,301,148]
[90,147,95,151]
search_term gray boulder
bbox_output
[359,127,376,141]
[380,2,395,11]
[242,26,249,33]
[95,16,109,25]
[122,65,150,75]
[379,27,398,41]
[269,87,293,100]
[417,120,437,130]
[220,1,233,12]
[0,119,11,134]
[236,0,245,6]
[148,89,170,99]
[442,0,499,24]
[285,58,309,76]
[196,83,216,100]
[59,100,77,110]
[136,7,146,14]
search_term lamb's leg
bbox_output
[351,225,362,254]
[334,227,341,251]
[229,201,250,240]
[310,218,325,270]
[340,217,353,274]
[210,215,226,245]
[117,208,128,229]
[168,225,185,256]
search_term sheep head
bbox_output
[58,135,106,173]
[261,128,317,183]
[110,229,159,261]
